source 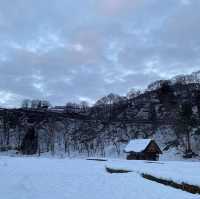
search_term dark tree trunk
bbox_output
[186,130,191,153]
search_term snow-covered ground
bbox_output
[106,160,200,187]
[0,157,199,199]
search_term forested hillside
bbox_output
[0,71,200,159]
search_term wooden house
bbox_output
[124,139,162,161]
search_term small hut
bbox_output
[124,139,162,161]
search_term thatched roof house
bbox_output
[124,139,162,161]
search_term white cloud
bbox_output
[181,0,191,5]
[0,91,23,107]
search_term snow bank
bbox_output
[106,160,200,187]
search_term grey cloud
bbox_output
[0,0,199,107]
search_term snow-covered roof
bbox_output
[124,139,152,153]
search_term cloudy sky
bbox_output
[0,0,199,107]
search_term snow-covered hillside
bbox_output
[0,157,199,199]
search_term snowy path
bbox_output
[0,157,198,199]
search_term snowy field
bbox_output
[0,157,199,199]
[106,160,200,187]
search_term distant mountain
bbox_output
[0,71,200,159]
